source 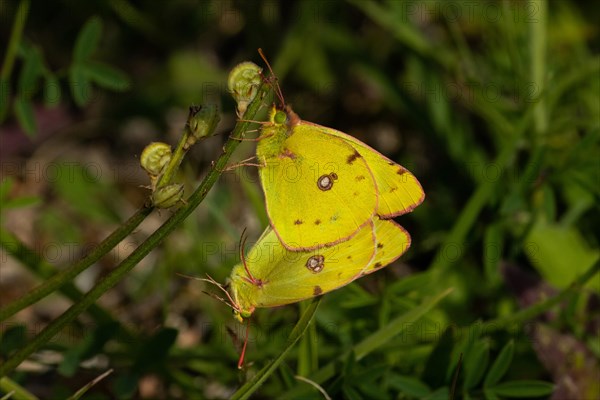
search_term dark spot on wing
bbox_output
[331,173,338,180]
[317,174,335,191]
[347,255,352,260]
[314,219,321,225]
[306,255,325,273]
[353,191,359,196]
[347,150,362,164]
[355,175,366,181]
[294,219,303,225]
[397,168,407,175]
[280,148,296,159]
[313,286,322,296]
[374,262,382,268]
[390,187,398,193]
[377,243,384,249]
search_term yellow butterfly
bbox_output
[222,217,411,322]
[256,105,425,251]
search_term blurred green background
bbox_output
[1,0,599,399]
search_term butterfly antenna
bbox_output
[201,290,238,312]
[237,318,251,369]
[258,48,286,107]
[239,228,259,285]
[199,273,241,313]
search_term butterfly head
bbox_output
[228,276,256,323]
[268,105,301,128]
[268,107,287,126]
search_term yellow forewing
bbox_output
[258,125,377,250]
[298,121,425,217]
[228,219,410,316]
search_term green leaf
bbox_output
[342,385,362,400]
[1,196,41,209]
[134,328,178,373]
[18,47,42,97]
[424,386,450,400]
[230,298,321,400]
[13,96,37,136]
[388,374,431,397]
[463,340,489,390]
[483,388,500,400]
[354,289,454,361]
[0,325,27,356]
[83,61,130,91]
[489,380,554,397]
[386,271,432,295]
[422,326,454,388]
[44,74,61,107]
[59,322,120,377]
[74,16,102,62]
[0,178,13,203]
[526,220,600,291]
[113,372,139,399]
[69,64,92,107]
[483,223,503,284]
[484,340,514,388]
[542,184,557,221]
[0,78,10,123]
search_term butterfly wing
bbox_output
[299,121,425,217]
[362,217,411,275]
[230,221,376,311]
[258,125,377,250]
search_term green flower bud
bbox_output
[228,61,262,116]
[140,142,172,177]
[152,183,184,208]
[185,104,221,149]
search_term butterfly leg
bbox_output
[218,156,266,172]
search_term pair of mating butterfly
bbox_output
[210,55,425,334]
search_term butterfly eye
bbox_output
[273,110,287,124]
[305,255,325,273]
[317,174,337,191]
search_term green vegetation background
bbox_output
[0,1,598,399]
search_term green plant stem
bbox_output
[529,0,547,138]
[0,207,152,322]
[0,0,30,122]
[157,105,219,189]
[297,300,319,376]
[0,229,133,340]
[0,376,38,400]
[0,81,272,378]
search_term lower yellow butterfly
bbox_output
[216,217,410,322]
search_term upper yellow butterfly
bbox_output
[256,105,425,251]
